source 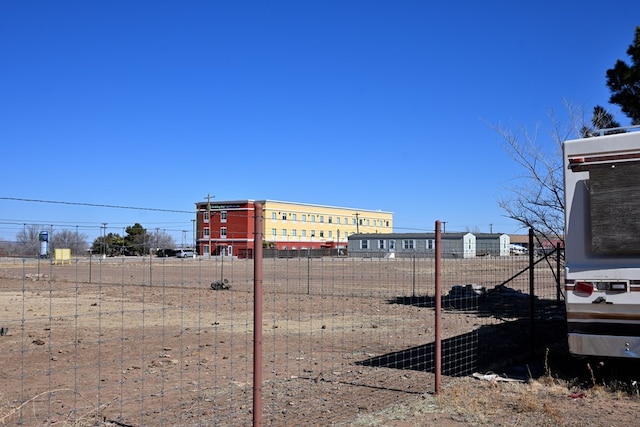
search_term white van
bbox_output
[176,249,196,258]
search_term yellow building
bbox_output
[263,200,393,250]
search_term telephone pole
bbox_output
[206,194,214,258]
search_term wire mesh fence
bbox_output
[0,244,565,426]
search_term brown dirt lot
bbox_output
[0,256,639,426]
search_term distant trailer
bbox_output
[563,127,640,358]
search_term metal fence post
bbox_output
[253,202,264,426]
[434,220,442,394]
[556,242,562,304]
[528,228,535,357]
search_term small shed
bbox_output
[474,233,510,256]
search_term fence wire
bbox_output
[0,249,564,426]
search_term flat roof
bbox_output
[195,199,393,214]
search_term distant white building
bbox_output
[347,232,510,258]
[474,233,510,256]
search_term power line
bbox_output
[0,197,193,214]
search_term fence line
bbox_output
[0,235,565,425]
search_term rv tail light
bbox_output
[569,157,585,164]
[574,281,594,296]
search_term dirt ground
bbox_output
[1,256,639,426]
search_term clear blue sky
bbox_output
[1,1,638,243]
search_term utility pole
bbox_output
[206,194,214,258]
[191,219,196,251]
[354,212,360,234]
[489,223,493,234]
[101,223,107,258]
[441,221,447,233]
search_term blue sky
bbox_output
[1,1,638,243]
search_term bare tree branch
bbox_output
[490,101,589,243]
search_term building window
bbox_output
[272,212,277,220]
[386,221,389,227]
[282,228,287,236]
[389,240,395,250]
[220,211,227,223]
[328,216,332,224]
[403,240,415,250]
[292,214,297,221]
[320,231,324,238]
[311,230,316,237]
[302,230,307,237]
[319,216,324,223]
[311,216,316,223]
[336,217,340,225]
[221,227,227,238]
[366,220,370,226]
[204,228,210,237]
[282,213,287,220]
[360,240,369,249]
[359,219,363,226]
[427,239,433,250]
[328,230,332,238]
[378,240,385,249]
[292,229,297,237]
[302,214,306,222]
[204,211,210,223]
[271,228,277,236]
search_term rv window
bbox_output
[589,162,640,255]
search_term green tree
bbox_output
[606,26,640,125]
[124,223,149,255]
[580,105,623,137]
[91,232,123,257]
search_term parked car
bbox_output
[176,249,196,258]
[157,248,177,257]
[509,244,527,255]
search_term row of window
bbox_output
[270,229,348,239]
[201,210,391,229]
[271,212,389,228]
[360,239,435,250]
[202,227,350,240]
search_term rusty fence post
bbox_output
[434,220,442,394]
[253,202,264,426]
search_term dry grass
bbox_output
[346,362,640,427]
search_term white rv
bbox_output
[563,128,640,358]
